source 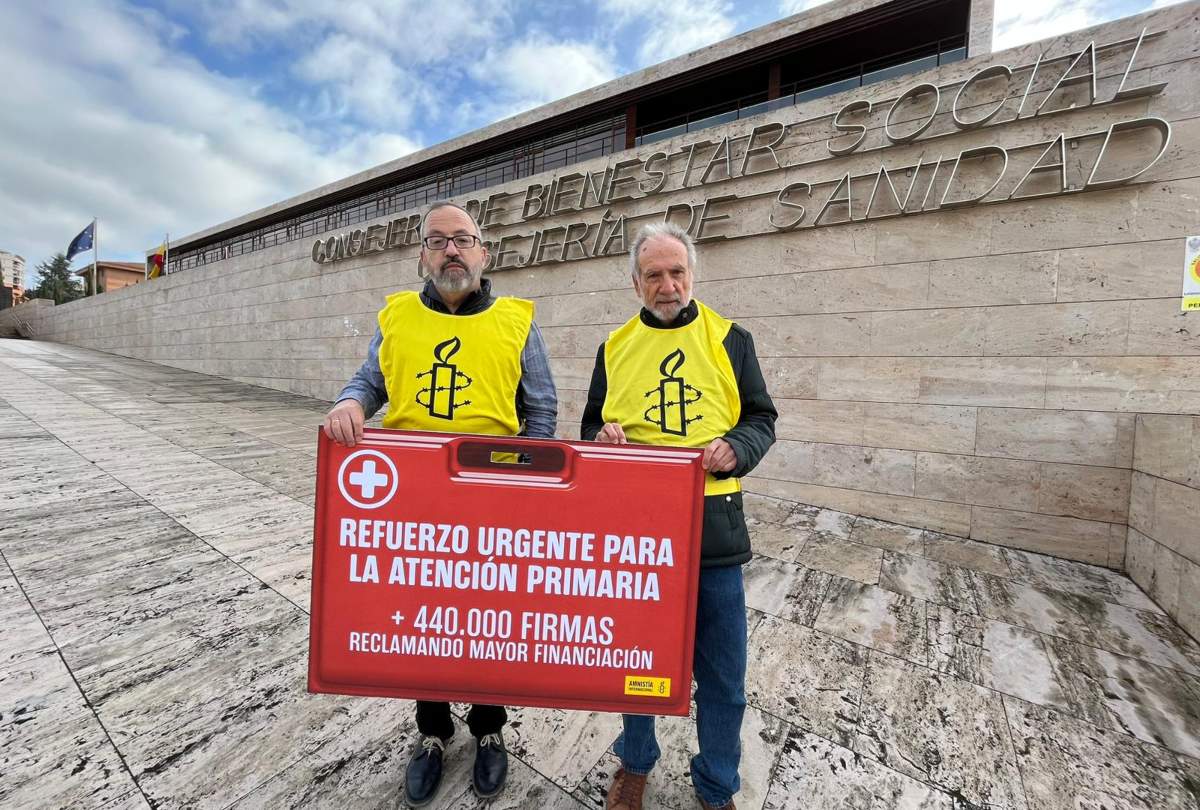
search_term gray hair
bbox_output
[629,222,697,280]
[421,201,482,240]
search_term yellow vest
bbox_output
[602,300,741,495]
[377,292,532,437]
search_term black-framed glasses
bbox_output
[422,234,480,250]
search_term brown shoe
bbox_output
[606,768,648,810]
[697,797,736,810]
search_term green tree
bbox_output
[29,253,84,304]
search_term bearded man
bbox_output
[323,201,557,806]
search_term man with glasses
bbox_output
[323,201,557,806]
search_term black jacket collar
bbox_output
[639,300,698,329]
[420,277,494,315]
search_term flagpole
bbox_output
[92,218,99,296]
[164,233,170,276]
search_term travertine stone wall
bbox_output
[1127,415,1200,639]
[13,3,1200,569]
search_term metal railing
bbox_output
[171,34,967,272]
[13,310,34,338]
[170,115,626,272]
[634,36,967,147]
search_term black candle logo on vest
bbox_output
[643,348,703,436]
[416,336,473,419]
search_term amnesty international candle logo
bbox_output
[416,337,473,419]
[643,348,703,437]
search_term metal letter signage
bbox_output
[309,29,1173,267]
[308,429,707,714]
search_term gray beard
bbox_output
[647,299,687,323]
[433,272,476,294]
[426,262,480,295]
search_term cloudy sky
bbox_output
[0,0,1181,285]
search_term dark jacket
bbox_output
[580,301,778,567]
[419,277,492,315]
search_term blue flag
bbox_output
[66,221,94,261]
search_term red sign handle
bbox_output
[451,436,574,476]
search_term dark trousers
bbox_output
[416,700,507,739]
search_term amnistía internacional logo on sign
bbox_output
[310,27,1171,272]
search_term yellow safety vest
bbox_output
[377,292,532,436]
[602,300,741,495]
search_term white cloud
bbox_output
[183,0,514,136]
[494,38,616,102]
[184,0,510,58]
[0,2,419,282]
[469,36,618,123]
[778,0,834,15]
[293,35,430,129]
[601,0,737,67]
[992,0,1107,50]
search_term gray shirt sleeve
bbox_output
[335,327,387,419]
[517,321,558,438]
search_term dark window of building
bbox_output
[636,0,969,145]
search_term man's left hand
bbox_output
[701,438,738,473]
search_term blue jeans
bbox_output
[614,565,747,807]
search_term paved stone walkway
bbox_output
[2,338,1198,809]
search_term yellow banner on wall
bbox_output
[1184,236,1200,311]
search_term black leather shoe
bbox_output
[404,735,446,807]
[472,732,508,798]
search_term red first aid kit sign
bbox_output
[307,428,705,715]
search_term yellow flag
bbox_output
[146,243,165,279]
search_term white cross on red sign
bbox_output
[349,460,389,498]
[337,450,399,509]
